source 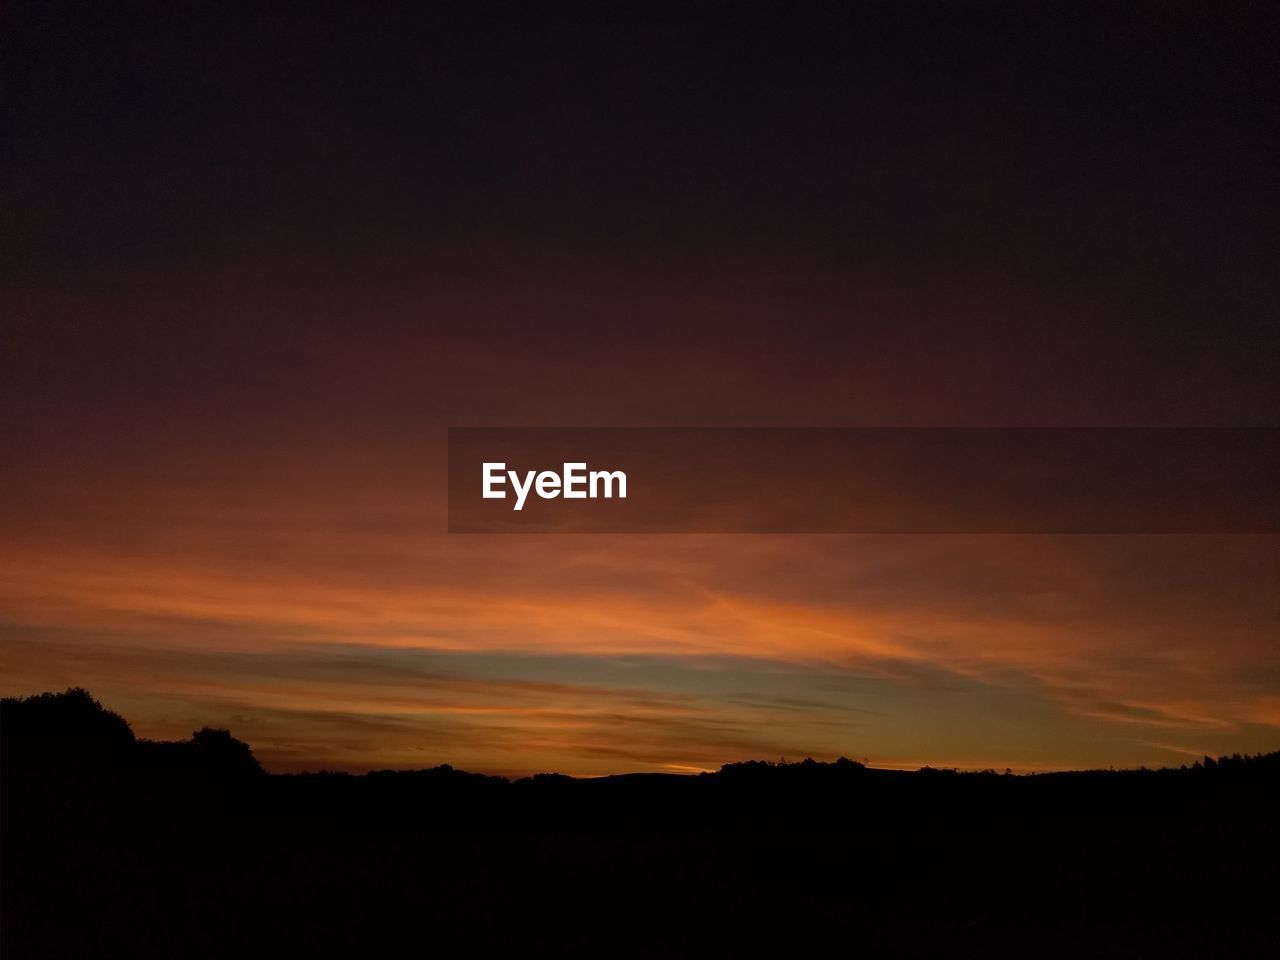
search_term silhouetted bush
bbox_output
[1,687,134,748]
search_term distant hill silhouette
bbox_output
[3,688,1278,959]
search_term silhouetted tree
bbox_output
[190,727,266,778]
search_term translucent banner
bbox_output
[447,428,1279,533]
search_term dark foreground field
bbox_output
[3,689,1277,958]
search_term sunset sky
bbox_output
[3,4,1277,775]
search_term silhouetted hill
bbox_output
[4,689,1278,959]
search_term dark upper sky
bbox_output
[5,3,1275,297]
[5,3,1278,426]
[4,4,1277,437]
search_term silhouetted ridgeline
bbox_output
[4,689,1278,959]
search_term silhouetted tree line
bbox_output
[4,688,1279,959]
[7,688,1277,794]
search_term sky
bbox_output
[2,3,1277,774]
